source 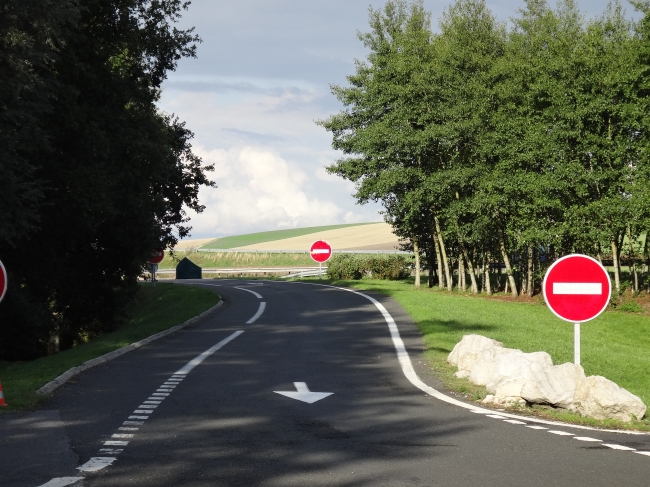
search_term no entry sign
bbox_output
[543,254,611,323]
[0,260,6,303]
[542,254,612,366]
[310,240,332,263]
[149,249,165,265]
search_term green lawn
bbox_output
[319,278,650,429]
[201,222,380,249]
[0,283,220,411]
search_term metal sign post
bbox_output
[542,254,611,365]
[148,249,164,288]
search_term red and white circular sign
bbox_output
[148,249,165,265]
[0,260,7,303]
[542,254,611,323]
[310,240,332,263]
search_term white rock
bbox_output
[495,377,526,398]
[447,334,503,372]
[454,370,470,379]
[469,347,553,393]
[521,362,586,409]
[573,376,647,422]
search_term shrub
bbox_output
[326,254,366,280]
[617,301,643,313]
[367,255,412,280]
[327,254,412,280]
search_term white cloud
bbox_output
[186,146,343,236]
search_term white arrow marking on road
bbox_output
[274,382,333,404]
[552,282,602,294]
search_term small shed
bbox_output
[176,257,202,279]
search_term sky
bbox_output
[157,0,642,239]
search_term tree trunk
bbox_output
[611,236,621,293]
[426,245,435,288]
[413,236,420,289]
[595,242,603,264]
[435,216,452,291]
[458,254,465,292]
[456,235,479,294]
[48,330,60,355]
[526,245,533,297]
[484,251,492,295]
[432,225,445,289]
[628,226,638,294]
[499,234,518,297]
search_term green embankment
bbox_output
[201,222,379,249]
[0,283,220,411]
[160,250,390,269]
[329,279,650,429]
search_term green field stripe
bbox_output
[201,222,381,249]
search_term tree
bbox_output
[0,0,213,360]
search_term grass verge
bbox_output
[297,277,650,431]
[0,283,219,412]
[159,250,393,270]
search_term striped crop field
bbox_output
[200,223,380,249]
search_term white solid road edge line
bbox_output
[246,302,266,324]
[303,282,647,436]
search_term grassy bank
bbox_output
[0,283,219,411]
[160,250,397,270]
[318,278,650,430]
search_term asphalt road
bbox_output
[7,279,650,486]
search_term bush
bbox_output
[327,254,412,280]
[367,255,412,280]
[326,254,366,279]
[617,301,643,313]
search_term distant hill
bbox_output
[175,222,403,252]
[201,223,382,250]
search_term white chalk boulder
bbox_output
[521,362,586,409]
[468,347,552,393]
[447,334,502,378]
[572,376,646,422]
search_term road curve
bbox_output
[19,280,650,486]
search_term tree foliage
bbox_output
[320,0,650,297]
[0,0,213,359]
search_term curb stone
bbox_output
[36,298,224,395]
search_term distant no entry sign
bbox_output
[310,240,332,263]
[0,260,6,303]
[149,249,165,265]
[543,254,611,323]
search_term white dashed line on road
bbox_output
[246,302,266,324]
[603,443,636,451]
[235,287,263,299]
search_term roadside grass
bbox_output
[201,222,379,249]
[297,277,650,431]
[0,283,219,412]
[159,250,390,270]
